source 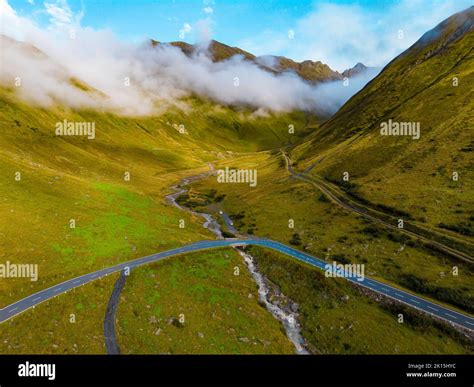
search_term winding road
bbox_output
[283,152,474,263]
[1,238,473,331]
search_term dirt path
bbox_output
[283,151,473,264]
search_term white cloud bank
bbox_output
[1,0,379,116]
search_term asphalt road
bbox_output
[1,238,473,331]
[104,270,127,355]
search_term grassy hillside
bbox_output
[0,83,309,305]
[116,249,295,354]
[0,91,306,354]
[292,7,474,241]
[0,274,118,354]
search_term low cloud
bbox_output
[309,68,381,114]
[0,0,376,116]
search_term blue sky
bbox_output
[6,0,473,70]
[9,0,388,42]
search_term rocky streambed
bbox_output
[166,170,309,354]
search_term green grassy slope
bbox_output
[0,83,308,306]
[116,249,295,354]
[250,246,472,354]
[0,274,118,354]
[292,7,474,241]
[0,35,313,353]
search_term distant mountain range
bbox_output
[151,39,371,83]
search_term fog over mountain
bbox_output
[0,0,379,116]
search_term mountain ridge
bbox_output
[151,38,368,83]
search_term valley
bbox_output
[0,2,473,358]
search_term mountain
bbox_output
[170,40,257,62]
[152,39,342,83]
[266,55,342,83]
[341,62,369,78]
[292,6,474,239]
[151,39,257,62]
